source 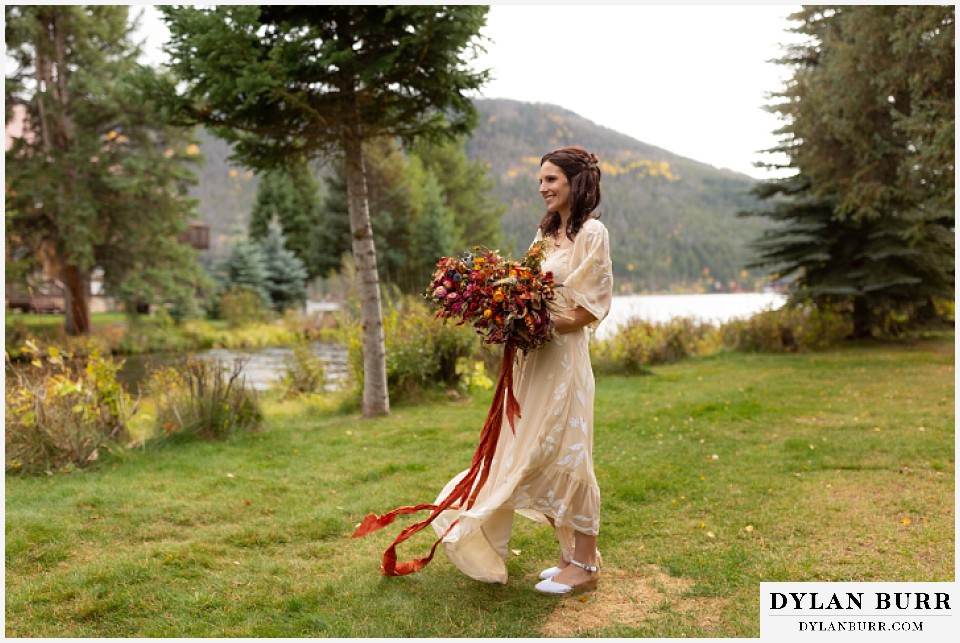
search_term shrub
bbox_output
[720,304,851,352]
[147,357,263,441]
[279,337,326,398]
[5,341,137,474]
[337,295,478,402]
[592,317,721,374]
[218,287,270,328]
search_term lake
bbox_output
[118,342,350,392]
[595,292,787,340]
[117,293,785,390]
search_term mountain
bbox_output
[465,99,769,293]
[186,129,260,259]
[188,99,771,292]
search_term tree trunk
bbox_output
[343,125,390,417]
[850,296,872,339]
[63,264,90,336]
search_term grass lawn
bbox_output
[5,336,954,637]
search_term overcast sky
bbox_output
[134,3,804,179]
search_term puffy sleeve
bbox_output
[528,228,543,249]
[562,220,614,331]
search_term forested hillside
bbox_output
[466,99,770,293]
[190,99,773,292]
[187,129,260,258]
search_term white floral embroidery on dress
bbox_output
[575,389,586,407]
[569,415,586,435]
[553,382,568,401]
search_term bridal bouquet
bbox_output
[426,241,558,353]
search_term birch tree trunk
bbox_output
[343,123,390,417]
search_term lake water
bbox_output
[116,293,784,390]
[118,342,350,392]
[594,292,787,340]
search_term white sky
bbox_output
[133,3,804,179]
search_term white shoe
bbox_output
[538,566,563,580]
[533,559,599,595]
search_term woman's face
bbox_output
[538,161,570,214]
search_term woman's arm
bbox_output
[553,305,598,334]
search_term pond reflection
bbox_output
[117,342,349,392]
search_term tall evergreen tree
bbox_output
[217,238,271,306]
[249,165,325,279]
[744,5,954,336]
[259,223,308,312]
[5,5,206,333]
[406,156,458,293]
[362,138,416,290]
[410,135,505,250]
[316,160,355,278]
[156,5,490,416]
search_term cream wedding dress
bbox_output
[431,218,614,583]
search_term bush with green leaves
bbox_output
[337,295,478,402]
[147,357,263,441]
[592,317,721,375]
[720,304,852,352]
[218,287,270,328]
[279,337,326,398]
[5,341,137,474]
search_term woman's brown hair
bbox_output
[539,146,602,242]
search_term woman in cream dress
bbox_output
[432,146,613,594]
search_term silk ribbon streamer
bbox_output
[351,341,521,575]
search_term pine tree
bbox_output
[249,165,325,278]
[5,5,207,333]
[217,239,271,307]
[744,5,954,336]
[155,5,490,416]
[410,135,504,249]
[259,223,308,312]
[406,156,457,293]
[316,160,354,278]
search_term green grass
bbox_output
[5,337,954,637]
[5,312,303,358]
[5,311,127,332]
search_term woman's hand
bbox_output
[553,306,597,334]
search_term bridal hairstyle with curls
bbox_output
[539,146,602,242]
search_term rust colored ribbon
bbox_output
[351,341,521,575]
